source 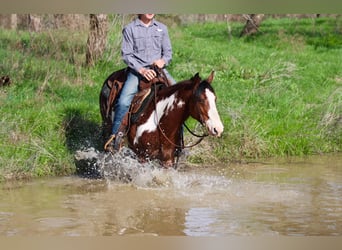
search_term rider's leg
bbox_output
[104,70,139,151]
[112,71,139,135]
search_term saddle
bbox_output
[116,70,171,136]
[102,68,127,120]
[102,66,171,122]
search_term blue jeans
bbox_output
[112,68,176,134]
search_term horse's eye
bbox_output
[199,98,206,104]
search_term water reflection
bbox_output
[184,207,222,236]
[0,154,341,236]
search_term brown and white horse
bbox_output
[126,71,224,168]
[100,68,224,168]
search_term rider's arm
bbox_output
[121,24,145,73]
[158,22,172,68]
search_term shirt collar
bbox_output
[134,17,156,27]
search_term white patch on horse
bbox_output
[134,94,178,145]
[177,99,185,108]
[205,89,224,136]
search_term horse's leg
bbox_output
[161,148,175,168]
[159,159,173,168]
[174,127,184,157]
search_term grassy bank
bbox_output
[1,16,341,180]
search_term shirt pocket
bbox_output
[133,35,146,53]
[152,32,163,51]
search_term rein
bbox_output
[183,122,208,143]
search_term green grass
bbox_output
[1,16,341,180]
[169,17,342,161]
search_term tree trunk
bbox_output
[29,14,41,32]
[10,14,17,29]
[86,14,108,66]
[240,14,265,37]
[0,14,17,29]
[197,14,206,22]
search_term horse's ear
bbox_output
[192,72,201,84]
[207,70,215,84]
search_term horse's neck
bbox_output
[158,82,193,122]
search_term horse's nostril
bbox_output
[214,128,218,135]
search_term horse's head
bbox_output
[190,71,224,137]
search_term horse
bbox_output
[99,67,224,168]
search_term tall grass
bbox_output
[0,16,341,180]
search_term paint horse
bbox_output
[99,67,224,168]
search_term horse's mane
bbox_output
[194,80,215,98]
[155,76,215,99]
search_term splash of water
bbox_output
[75,147,175,186]
[74,147,232,190]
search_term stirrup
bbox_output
[104,134,116,152]
[113,132,124,151]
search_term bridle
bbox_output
[151,75,209,150]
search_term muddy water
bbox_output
[0,153,341,236]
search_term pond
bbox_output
[0,153,341,236]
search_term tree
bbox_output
[86,14,108,66]
[240,14,265,37]
[28,14,41,32]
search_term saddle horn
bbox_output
[151,64,171,87]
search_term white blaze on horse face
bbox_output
[205,89,224,137]
[134,93,179,145]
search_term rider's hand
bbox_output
[153,59,165,69]
[139,68,156,81]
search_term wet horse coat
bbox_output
[99,68,223,168]
[125,71,224,167]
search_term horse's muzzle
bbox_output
[207,122,224,137]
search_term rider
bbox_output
[104,14,176,152]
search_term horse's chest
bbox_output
[132,95,179,142]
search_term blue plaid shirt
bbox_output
[121,17,173,73]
